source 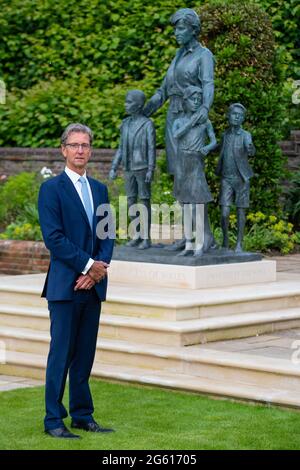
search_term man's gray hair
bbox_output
[61,123,94,145]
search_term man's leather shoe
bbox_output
[71,421,115,433]
[45,426,81,439]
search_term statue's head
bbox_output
[228,103,246,126]
[183,86,203,113]
[170,8,201,46]
[125,90,146,115]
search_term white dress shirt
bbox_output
[64,166,94,275]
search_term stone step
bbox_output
[1,304,300,346]
[1,350,300,408]
[0,305,50,331]
[1,327,299,396]
[94,339,300,394]
[2,274,300,321]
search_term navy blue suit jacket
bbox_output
[38,171,114,301]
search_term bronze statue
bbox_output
[144,8,214,176]
[109,90,156,249]
[144,8,215,252]
[216,103,255,252]
[172,85,217,256]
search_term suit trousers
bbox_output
[44,288,101,430]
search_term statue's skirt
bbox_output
[173,150,213,204]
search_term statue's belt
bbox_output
[180,150,203,158]
[169,91,183,97]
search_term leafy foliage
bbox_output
[213,211,298,254]
[284,170,300,229]
[0,172,40,225]
[0,221,42,241]
[254,0,300,79]
[0,0,294,216]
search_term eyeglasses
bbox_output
[65,143,91,151]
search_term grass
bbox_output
[0,379,300,450]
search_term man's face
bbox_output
[61,132,91,174]
[125,94,142,115]
[229,107,245,126]
[174,19,194,46]
[185,92,202,112]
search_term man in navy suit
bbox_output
[38,123,114,439]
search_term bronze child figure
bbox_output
[172,85,217,256]
[109,90,156,249]
[216,103,255,252]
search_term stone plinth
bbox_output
[109,258,276,289]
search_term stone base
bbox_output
[112,244,262,266]
[109,258,277,289]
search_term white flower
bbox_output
[40,167,53,178]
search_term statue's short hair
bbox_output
[228,103,247,115]
[61,123,93,145]
[126,89,146,107]
[170,8,201,36]
[183,85,203,101]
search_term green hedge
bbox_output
[254,0,300,79]
[0,0,293,215]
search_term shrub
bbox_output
[244,212,297,254]
[284,170,300,229]
[255,0,300,79]
[0,172,41,225]
[212,211,298,254]
[0,221,42,241]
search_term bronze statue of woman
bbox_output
[144,8,215,176]
[144,8,216,252]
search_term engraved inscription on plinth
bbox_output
[109,260,277,290]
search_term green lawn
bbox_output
[0,379,300,450]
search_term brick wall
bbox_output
[278,130,300,172]
[0,147,115,180]
[0,137,299,181]
[0,240,49,275]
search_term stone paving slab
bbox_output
[194,328,300,362]
[0,374,43,391]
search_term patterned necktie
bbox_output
[79,176,93,229]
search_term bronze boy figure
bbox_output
[216,103,255,252]
[109,90,156,249]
